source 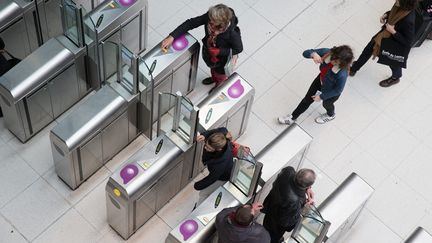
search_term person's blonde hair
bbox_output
[207,132,228,151]
[208,4,232,29]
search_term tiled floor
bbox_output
[1,0,432,242]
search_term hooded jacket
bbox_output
[194,127,233,190]
[169,9,243,73]
[262,166,306,232]
[215,206,271,243]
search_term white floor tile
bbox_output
[147,0,186,29]
[367,174,430,239]
[0,143,39,208]
[394,144,432,203]
[75,178,110,234]
[312,0,368,25]
[7,122,57,175]
[324,141,390,188]
[283,6,338,49]
[279,59,321,98]
[252,32,303,79]
[234,112,278,154]
[253,0,308,29]
[339,209,402,243]
[42,166,110,205]
[412,61,432,94]
[384,85,432,141]
[0,179,70,241]
[153,5,199,38]
[0,118,14,142]
[299,113,351,170]
[236,8,278,55]
[0,215,28,243]
[417,209,432,239]
[236,57,278,99]
[365,126,420,172]
[33,208,100,243]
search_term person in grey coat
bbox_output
[215,202,270,243]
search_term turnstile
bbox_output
[106,73,256,239]
[405,227,432,243]
[50,85,138,189]
[107,93,199,239]
[0,0,148,142]
[50,34,199,189]
[0,0,50,59]
[167,123,312,243]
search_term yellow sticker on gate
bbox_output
[113,188,121,197]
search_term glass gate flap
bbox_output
[230,147,262,197]
[290,205,330,243]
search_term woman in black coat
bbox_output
[161,4,243,93]
[350,0,418,87]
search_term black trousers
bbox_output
[291,75,340,120]
[351,39,403,79]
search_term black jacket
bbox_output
[262,166,306,233]
[170,9,243,73]
[0,53,11,76]
[194,127,233,190]
[377,10,416,68]
[215,206,271,243]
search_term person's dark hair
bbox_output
[399,0,418,10]
[0,37,5,50]
[295,168,316,189]
[207,132,228,151]
[330,45,354,70]
[235,206,254,226]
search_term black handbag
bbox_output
[377,37,410,68]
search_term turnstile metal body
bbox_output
[50,85,139,189]
[50,34,199,189]
[166,126,311,243]
[192,73,255,178]
[0,36,88,142]
[0,0,51,59]
[138,33,199,138]
[106,74,256,239]
[316,173,374,243]
[106,92,199,239]
[405,227,432,243]
[0,0,148,142]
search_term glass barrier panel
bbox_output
[232,147,257,195]
[62,0,80,46]
[157,93,177,135]
[102,41,119,84]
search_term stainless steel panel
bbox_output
[172,58,192,95]
[49,64,79,117]
[0,18,29,59]
[226,104,246,140]
[155,161,183,211]
[106,181,129,239]
[318,173,374,242]
[51,86,126,152]
[26,84,54,134]
[0,38,74,102]
[79,132,102,181]
[121,15,140,54]
[51,133,77,188]
[23,5,41,52]
[43,0,62,38]
[102,111,129,162]
[0,1,22,30]
[134,185,156,231]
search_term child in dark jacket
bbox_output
[278,45,354,125]
[161,4,243,93]
[195,127,233,190]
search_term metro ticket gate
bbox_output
[405,227,432,243]
[50,33,199,190]
[167,123,313,243]
[0,0,148,143]
[106,73,255,239]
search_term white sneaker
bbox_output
[278,115,295,125]
[315,113,335,124]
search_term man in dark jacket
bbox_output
[161,4,243,93]
[215,202,270,243]
[262,167,316,243]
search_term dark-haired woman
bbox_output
[278,45,354,125]
[350,0,418,87]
